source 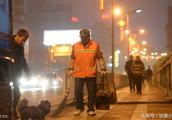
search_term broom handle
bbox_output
[65,68,72,94]
[64,68,68,90]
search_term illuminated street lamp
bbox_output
[111,0,117,102]
[113,7,122,16]
[99,0,104,10]
[135,9,142,13]
[124,9,142,55]
[118,19,126,27]
[142,41,147,45]
[125,29,130,35]
[139,29,145,34]
[126,9,142,30]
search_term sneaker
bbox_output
[73,109,83,115]
[88,110,96,116]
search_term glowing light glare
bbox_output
[130,41,135,45]
[101,14,110,19]
[109,56,112,59]
[151,56,155,59]
[71,16,79,23]
[100,0,104,10]
[10,82,13,87]
[125,29,130,35]
[154,52,158,55]
[139,29,145,34]
[140,51,146,55]
[118,19,125,27]
[131,51,136,54]
[143,48,147,51]
[30,77,38,85]
[50,49,54,53]
[115,50,120,67]
[133,48,139,52]
[43,30,82,46]
[142,41,147,45]
[136,9,142,13]
[20,77,27,86]
[124,56,128,59]
[161,53,168,56]
[41,80,48,88]
[142,56,145,59]
[114,7,122,16]
[117,49,121,54]
[53,80,58,86]
[108,63,112,67]
[129,37,133,41]
[151,53,154,55]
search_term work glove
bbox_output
[69,69,74,77]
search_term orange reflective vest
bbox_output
[69,40,106,78]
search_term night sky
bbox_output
[72,0,171,51]
[12,0,172,72]
[117,0,170,52]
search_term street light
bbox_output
[111,0,117,102]
[142,41,147,45]
[125,9,142,55]
[139,29,145,34]
[113,7,122,16]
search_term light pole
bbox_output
[111,0,117,102]
[125,9,142,56]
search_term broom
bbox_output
[51,69,72,116]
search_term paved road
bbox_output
[19,82,172,120]
[46,82,172,120]
[20,87,63,106]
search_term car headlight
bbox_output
[30,77,39,85]
[19,77,27,86]
[53,80,58,86]
[41,80,48,87]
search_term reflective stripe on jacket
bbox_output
[69,40,106,78]
[131,60,145,76]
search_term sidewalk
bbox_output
[46,82,172,120]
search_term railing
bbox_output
[154,55,172,98]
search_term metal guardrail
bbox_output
[155,55,172,97]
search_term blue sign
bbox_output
[0,0,10,34]
[0,0,11,51]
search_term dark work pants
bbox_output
[13,82,21,116]
[133,75,143,94]
[127,72,135,92]
[75,77,96,111]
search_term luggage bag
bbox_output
[96,75,110,110]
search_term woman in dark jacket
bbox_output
[11,29,30,119]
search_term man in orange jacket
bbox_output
[69,29,106,116]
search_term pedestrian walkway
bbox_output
[46,82,172,120]
[117,82,170,103]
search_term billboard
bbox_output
[0,0,11,53]
[43,30,81,46]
